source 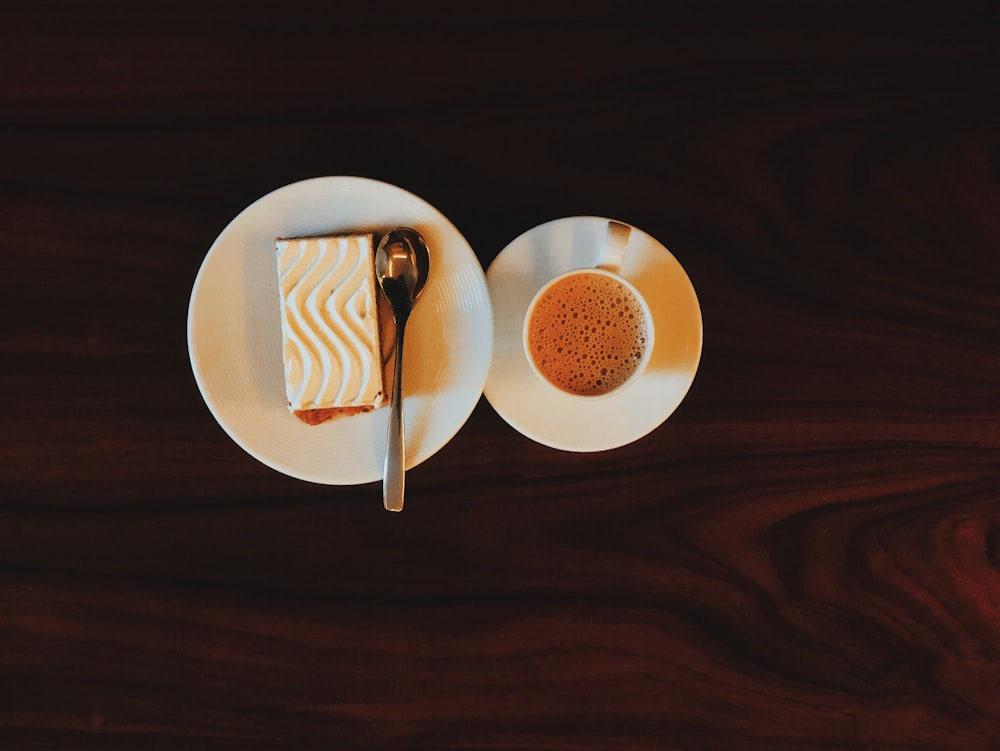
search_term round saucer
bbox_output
[483,216,702,452]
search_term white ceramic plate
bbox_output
[187,176,493,484]
[484,216,702,452]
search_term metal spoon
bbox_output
[375,227,430,512]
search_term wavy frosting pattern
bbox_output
[275,235,383,412]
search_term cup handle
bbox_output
[595,221,632,273]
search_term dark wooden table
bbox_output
[3,2,999,749]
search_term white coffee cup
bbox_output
[522,221,654,398]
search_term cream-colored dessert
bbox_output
[275,233,386,425]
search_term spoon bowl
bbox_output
[375,227,430,512]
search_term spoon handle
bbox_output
[383,317,407,511]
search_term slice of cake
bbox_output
[275,233,386,425]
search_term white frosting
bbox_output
[275,235,383,412]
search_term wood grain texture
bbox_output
[2,2,999,749]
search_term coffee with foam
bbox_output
[526,270,649,396]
